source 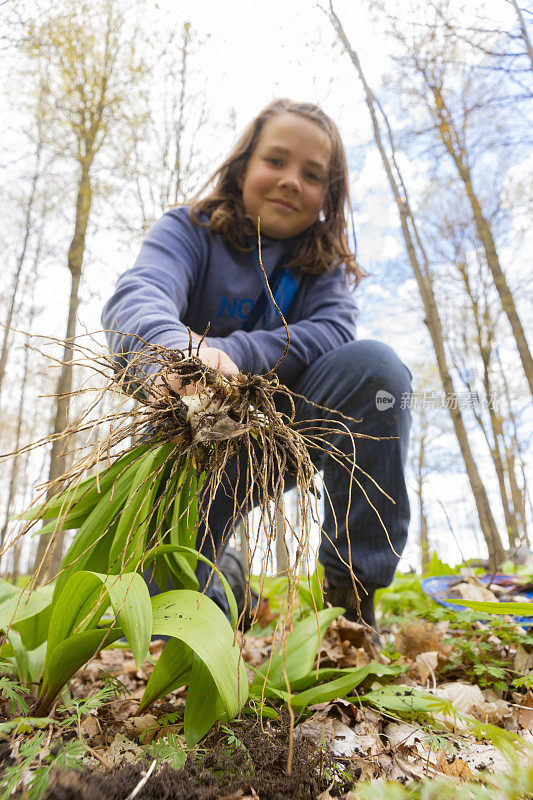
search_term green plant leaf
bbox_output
[0,716,56,736]
[38,627,123,716]
[309,560,324,611]
[184,652,227,747]
[0,584,54,632]
[280,662,400,711]
[108,444,176,574]
[148,545,237,628]
[250,606,342,693]
[148,590,248,720]
[360,685,455,715]
[447,599,533,616]
[33,510,91,537]
[47,572,108,663]
[93,572,152,669]
[0,579,19,606]
[139,638,193,712]
[12,604,52,651]
[21,444,150,521]
[283,662,402,694]
[53,467,135,601]
[6,630,47,684]
[48,571,151,672]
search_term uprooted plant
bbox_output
[0,319,390,746]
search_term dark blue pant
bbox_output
[196,340,412,612]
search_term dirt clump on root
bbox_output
[43,719,342,800]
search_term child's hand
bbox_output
[149,346,238,400]
[195,346,239,378]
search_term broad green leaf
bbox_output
[0,585,54,631]
[139,638,193,712]
[281,662,402,694]
[309,560,325,611]
[38,628,123,715]
[48,571,151,671]
[108,444,176,574]
[13,603,52,650]
[150,590,248,719]
[82,522,118,574]
[5,629,29,683]
[166,460,199,577]
[33,510,91,537]
[0,580,19,606]
[0,641,14,660]
[6,631,47,684]
[148,545,237,628]
[250,607,342,692]
[22,444,150,521]
[361,685,454,715]
[447,599,533,616]
[53,466,135,601]
[92,572,152,669]
[279,663,401,711]
[184,652,226,747]
[47,572,108,664]
[298,562,324,611]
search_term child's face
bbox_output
[239,112,331,240]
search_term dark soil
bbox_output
[43,719,352,800]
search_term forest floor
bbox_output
[1,572,533,800]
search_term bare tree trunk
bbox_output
[509,0,533,70]
[419,494,430,573]
[454,263,520,547]
[416,431,430,572]
[32,160,92,580]
[171,22,191,204]
[0,337,32,554]
[495,346,530,544]
[328,2,506,567]
[427,82,533,397]
[0,139,43,403]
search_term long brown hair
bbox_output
[189,99,364,285]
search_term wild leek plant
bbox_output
[0,329,380,744]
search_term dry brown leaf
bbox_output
[80,715,101,742]
[436,752,475,780]
[123,714,158,743]
[395,621,446,659]
[307,698,359,725]
[518,691,533,730]
[514,644,533,674]
[104,733,144,767]
[471,698,512,725]
[434,682,486,714]
[385,721,426,751]
[319,629,345,666]
[254,596,277,628]
[336,617,373,649]
[241,634,272,669]
[294,715,336,746]
[108,699,139,721]
[410,651,439,685]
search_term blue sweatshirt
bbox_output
[102,206,358,385]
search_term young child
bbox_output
[102,98,412,632]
